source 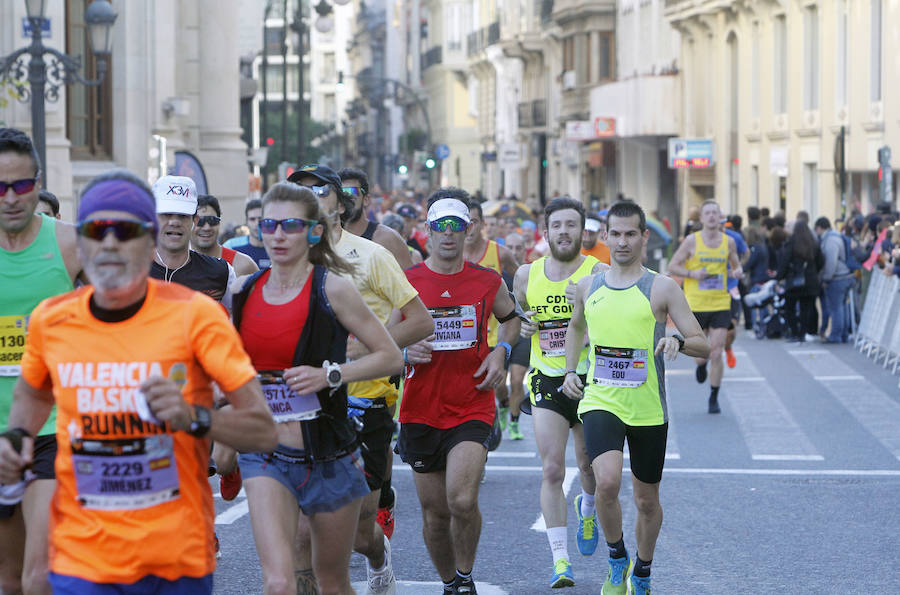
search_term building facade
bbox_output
[0,0,249,222]
[666,0,899,223]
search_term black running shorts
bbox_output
[582,410,668,484]
[528,369,583,428]
[397,420,491,474]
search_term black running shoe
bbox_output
[695,362,708,384]
[455,576,478,594]
[708,396,721,414]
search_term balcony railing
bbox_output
[423,46,442,70]
[467,21,500,57]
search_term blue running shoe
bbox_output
[627,564,651,595]
[574,494,599,556]
[601,553,630,595]
[550,559,575,588]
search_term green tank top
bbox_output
[0,214,73,435]
[578,269,668,426]
[525,255,598,376]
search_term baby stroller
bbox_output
[744,280,789,339]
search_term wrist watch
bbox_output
[672,334,686,352]
[188,405,212,437]
[323,359,343,388]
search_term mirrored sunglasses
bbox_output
[259,218,318,234]
[429,217,467,233]
[0,178,38,195]
[302,184,331,197]
[342,186,366,197]
[77,219,154,241]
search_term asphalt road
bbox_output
[211,334,900,594]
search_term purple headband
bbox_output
[77,179,158,234]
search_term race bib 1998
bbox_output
[538,319,568,357]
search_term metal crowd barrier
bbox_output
[854,271,900,385]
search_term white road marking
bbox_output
[391,465,900,477]
[752,454,825,461]
[352,580,507,594]
[215,500,249,525]
[721,376,766,382]
[530,466,578,532]
[813,375,864,381]
[788,349,830,355]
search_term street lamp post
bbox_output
[0,0,117,187]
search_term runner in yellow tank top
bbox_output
[562,201,709,595]
[463,200,519,434]
[513,197,608,587]
[668,200,742,414]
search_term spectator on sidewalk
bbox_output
[777,220,823,342]
[815,216,856,344]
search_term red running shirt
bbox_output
[238,270,312,371]
[220,247,237,265]
[400,261,502,428]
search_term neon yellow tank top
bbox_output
[683,231,730,312]
[0,215,72,435]
[579,270,668,426]
[477,240,502,346]
[525,255,598,376]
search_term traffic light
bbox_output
[424,157,436,169]
[277,161,297,180]
[398,164,409,175]
[266,137,275,147]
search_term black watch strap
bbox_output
[188,405,212,437]
[673,334,685,352]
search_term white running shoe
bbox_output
[366,535,397,595]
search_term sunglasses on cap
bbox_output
[429,216,467,233]
[342,186,366,197]
[0,177,38,195]
[301,184,331,197]
[196,215,221,227]
[259,217,319,234]
[77,219,154,241]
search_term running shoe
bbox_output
[454,575,477,594]
[550,558,575,588]
[708,396,721,414]
[601,554,630,595]
[573,494,598,556]
[376,486,396,540]
[695,362,708,384]
[508,421,524,440]
[366,535,397,595]
[627,564,651,595]
[214,532,221,560]
[498,406,509,432]
[725,348,737,368]
[219,467,242,501]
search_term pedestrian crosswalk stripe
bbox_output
[530,467,577,532]
[752,454,825,461]
[215,500,248,525]
[814,375,863,381]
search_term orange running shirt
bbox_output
[19,279,257,583]
[582,242,610,265]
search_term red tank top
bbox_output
[239,269,312,370]
[221,246,237,265]
[400,261,502,428]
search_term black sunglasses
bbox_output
[0,178,38,195]
[196,215,221,227]
[77,219,154,241]
[259,218,318,234]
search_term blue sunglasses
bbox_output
[429,217,467,233]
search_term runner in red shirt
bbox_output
[399,188,520,594]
